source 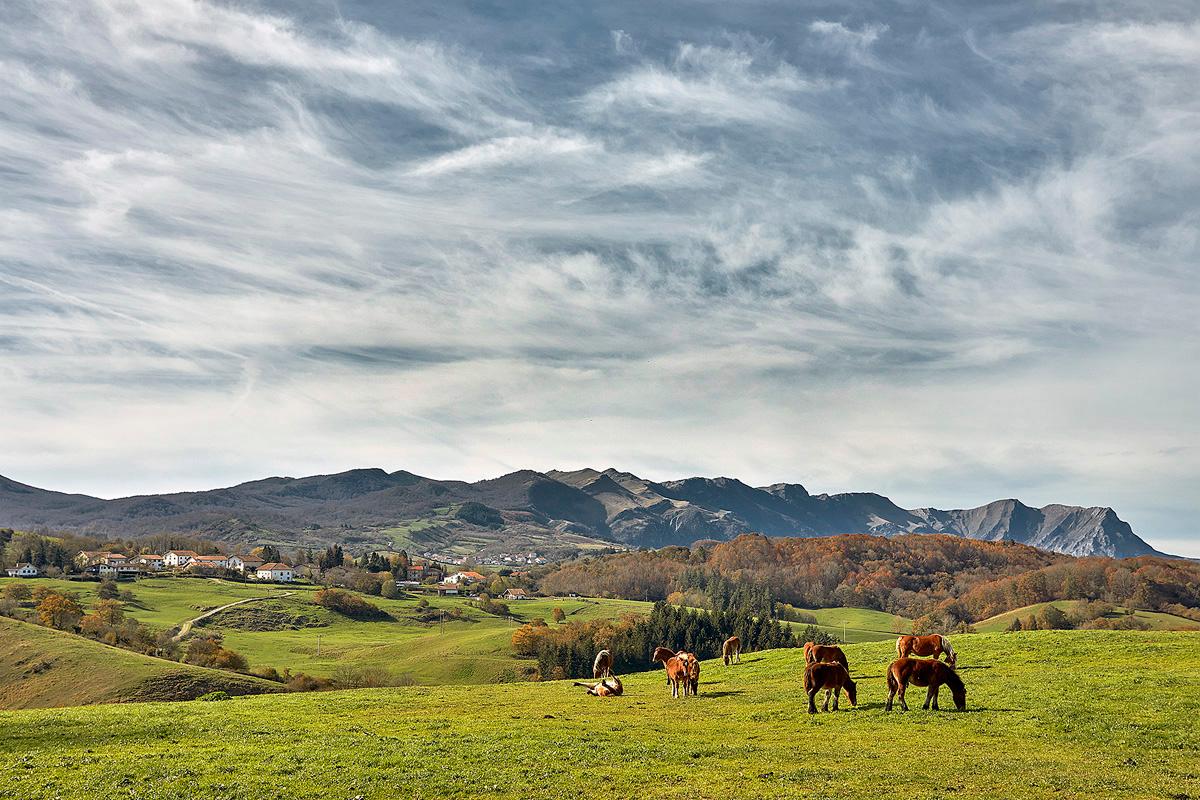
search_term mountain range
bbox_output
[0,468,1161,558]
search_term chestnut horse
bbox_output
[895,634,956,667]
[593,649,613,679]
[722,636,742,666]
[885,657,966,711]
[684,651,701,695]
[574,676,623,697]
[804,662,857,713]
[803,642,849,669]
[651,646,693,698]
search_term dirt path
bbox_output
[172,592,293,641]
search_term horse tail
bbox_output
[886,662,898,693]
[803,665,814,694]
[895,636,905,658]
[940,635,956,664]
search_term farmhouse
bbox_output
[135,554,164,571]
[406,562,444,582]
[228,555,264,573]
[85,562,142,578]
[163,550,200,568]
[256,563,294,582]
[435,583,460,596]
[445,571,487,584]
[5,563,40,578]
[189,554,231,570]
[75,551,124,567]
[502,588,531,600]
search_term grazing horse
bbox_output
[803,662,857,713]
[651,646,693,698]
[722,636,742,666]
[574,676,623,697]
[885,657,966,711]
[593,649,613,679]
[803,642,849,669]
[895,634,956,668]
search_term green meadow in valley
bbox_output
[1,630,1196,800]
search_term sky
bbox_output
[0,1,1197,556]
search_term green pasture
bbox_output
[0,630,1195,799]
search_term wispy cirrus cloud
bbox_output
[0,0,1197,554]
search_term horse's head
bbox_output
[948,675,966,710]
[651,646,673,664]
[844,677,858,707]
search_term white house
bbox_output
[135,555,164,571]
[445,571,487,585]
[228,555,264,574]
[163,550,199,568]
[5,563,40,578]
[189,554,231,569]
[255,563,294,582]
[502,588,531,600]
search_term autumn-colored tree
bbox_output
[552,606,566,623]
[37,593,83,630]
[93,598,125,626]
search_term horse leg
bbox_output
[931,686,940,711]
[886,686,895,712]
[832,688,840,711]
[923,685,934,710]
[822,688,831,712]
[898,682,909,712]
[807,688,818,714]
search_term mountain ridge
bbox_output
[0,468,1163,559]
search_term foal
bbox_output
[803,661,857,713]
[885,657,966,711]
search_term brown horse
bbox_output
[683,651,701,695]
[896,634,956,667]
[803,662,857,713]
[885,657,966,711]
[574,676,623,697]
[651,646,692,698]
[722,636,741,665]
[593,649,613,679]
[804,642,849,669]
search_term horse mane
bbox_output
[939,635,956,660]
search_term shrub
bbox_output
[796,624,838,646]
[97,579,120,600]
[776,604,819,624]
[313,588,390,620]
[184,636,249,671]
[196,691,231,702]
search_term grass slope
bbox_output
[0,617,280,710]
[0,630,1196,799]
[787,606,910,642]
[8,579,653,683]
[974,600,1200,633]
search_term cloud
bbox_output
[0,0,1197,554]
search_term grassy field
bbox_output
[786,606,910,643]
[0,630,1195,799]
[974,600,1200,633]
[3,578,653,684]
[0,617,278,709]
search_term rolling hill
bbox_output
[0,631,1195,798]
[0,616,280,709]
[0,467,1161,557]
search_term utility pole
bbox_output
[316,633,321,656]
[843,623,847,643]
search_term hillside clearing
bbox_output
[0,630,1196,799]
[974,600,1200,633]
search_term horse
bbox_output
[722,636,742,666]
[682,651,701,695]
[651,646,693,698]
[885,657,966,711]
[593,649,613,679]
[803,642,849,669]
[803,662,857,713]
[895,634,956,668]
[574,676,623,697]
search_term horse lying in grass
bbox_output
[651,646,697,698]
[895,634,956,668]
[722,636,741,665]
[885,657,966,711]
[804,642,848,669]
[593,649,613,679]
[803,661,857,713]
[574,676,623,697]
